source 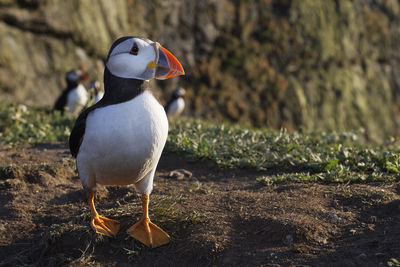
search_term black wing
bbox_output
[164,98,174,113]
[69,105,98,158]
[54,89,69,113]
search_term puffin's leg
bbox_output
[86,190,120,237]
[127,194,170,248]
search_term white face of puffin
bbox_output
[106,37,184,81]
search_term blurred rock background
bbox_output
[1,0,400,141]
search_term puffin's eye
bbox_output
[130,43,139,55]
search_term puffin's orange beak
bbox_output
[155,45,184,80]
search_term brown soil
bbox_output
[0,143,399,266]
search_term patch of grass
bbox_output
[388,258,400,267]
[151,194,204,229]
[0,102,75,144]
[167,119,363,171]
[168,119,400,183]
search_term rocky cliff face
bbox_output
[1,0,400,141]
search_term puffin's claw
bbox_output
[91,216,120,237]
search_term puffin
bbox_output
[69,36,184,248]
[89,80,104,103]
[54,69,88,114]
[165,87,186,119]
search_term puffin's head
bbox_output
[65,69,87,85]
[106,36,184,81]
[173,87,186,98]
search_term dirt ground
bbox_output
[0,143,399,266]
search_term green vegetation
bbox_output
[1,102,400,184]
[0,102,75,144]
[168,119,400,184]
[388,258,400,267]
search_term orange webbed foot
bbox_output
[91,215,120,237]
[127,217,169,248]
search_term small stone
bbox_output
[167,169,193,180]
[269,252,277,259]
[357,253,367,260]
[196,188,208,194]
[318,238,328,245]
[331,213,345,223]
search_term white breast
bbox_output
[67,84,88,113]
[77,90,168,193]
[166,98,185,118]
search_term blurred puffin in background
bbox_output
[69,36,184,248]
[165,87,186,119]
[54,69,88,114]
[89,80,104,104]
